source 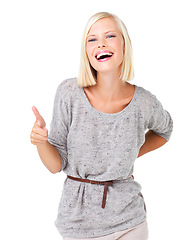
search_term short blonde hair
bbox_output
[77,12,134,87]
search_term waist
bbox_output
[67,175,114,185]
[67,175,134,209]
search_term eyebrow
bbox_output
[87,30,117,38]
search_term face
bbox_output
[86,17,124,75]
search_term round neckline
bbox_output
[80,84,137,117]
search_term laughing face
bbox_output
[86,17,125,76]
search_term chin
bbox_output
[91,60,123,75]
[95,65,121,75]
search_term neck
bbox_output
[95,71,127,102]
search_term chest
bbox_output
[68,111,138,151]
[83,88,134,114]
[89,100,129,114]
[67,114,139,177]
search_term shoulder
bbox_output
[57,77,78,92]
[135,85,156,100]
[55,78,79,100]
[135,85,160,110]
[136,85,156,101]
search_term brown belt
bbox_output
[67,175,113,209]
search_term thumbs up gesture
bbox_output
[30,106,48,145]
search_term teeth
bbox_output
[96,52,113,59]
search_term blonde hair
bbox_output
[77,12,134,87]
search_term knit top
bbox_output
[48,78,173,238]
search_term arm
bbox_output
[37,141,62,173]
[31,107,62,174]
[138,90,173,158]
[137,130,167,158]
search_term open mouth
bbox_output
[95,52,113,61]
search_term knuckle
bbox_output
[30,139,35,145]
[41,130,47,137]
[34,121,39,127]
[44,132,48,137]
[45,137,48,142]
[31,132,35,138]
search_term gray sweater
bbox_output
[48,78,173,238]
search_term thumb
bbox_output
[32,106,46,128]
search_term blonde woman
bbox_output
[31,12,173,240]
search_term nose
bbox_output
[97,38,107,48]
[98,43,106,48]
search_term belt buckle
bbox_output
[90,180,101,184]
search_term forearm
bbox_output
[36,141,62,173]
[138,130,167,158]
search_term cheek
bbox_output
[86,46,90,58]
[86,42,94,55]
[86,45,95,65]
[118,40,124,56]
[117,43,125,62]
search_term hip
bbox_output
[63,220,148,240]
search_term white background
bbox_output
[0,0,186,239]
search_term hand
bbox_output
[30,106,48,145]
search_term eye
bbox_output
[107,35,116,39]
[87,38,96,42]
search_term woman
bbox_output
[31,12,173,240]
